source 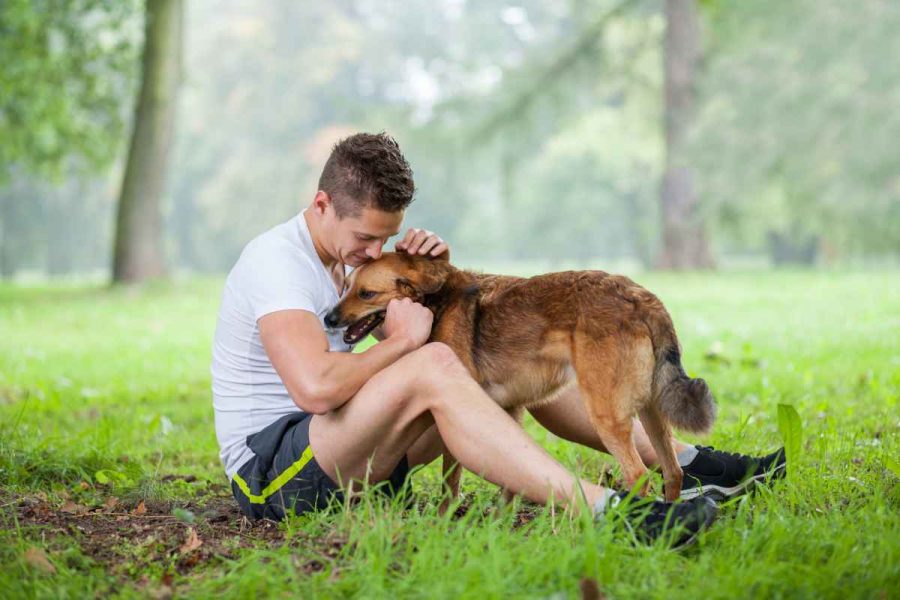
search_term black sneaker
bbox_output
[606,492,719,548]
[679,445,786,501]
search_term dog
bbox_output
[324,252,716,506]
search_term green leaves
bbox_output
[777,403,803,470]
[884,455,900,479]
[94,468,132,486]
[0,0,141,181]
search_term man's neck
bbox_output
[303,208,339,270]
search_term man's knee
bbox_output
[410,342,468,382]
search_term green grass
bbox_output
[1,271,898,598]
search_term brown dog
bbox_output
[324,252,716,505]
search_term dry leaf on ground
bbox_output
[179,527,203,554]
[24,547,56,574]
[60,501,87,515]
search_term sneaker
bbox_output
[679,445,786,501]
[606,492,719,548]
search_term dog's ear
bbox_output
[416,257,453,294]
[396,277,423,302]
[395,256,452,298]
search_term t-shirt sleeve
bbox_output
[236,239,321,322]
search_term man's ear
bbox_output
[312,190,332,215]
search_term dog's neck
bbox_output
[421,268,479,323]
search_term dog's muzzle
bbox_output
[324,308,342,329]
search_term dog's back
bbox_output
[433,267,716,498]
[448,269,713,432]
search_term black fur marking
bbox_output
[665,347,681,365]
[471,299,484,370]
[665,346,689,379]
[462,284,480,298]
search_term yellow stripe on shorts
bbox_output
[232,445,315,504]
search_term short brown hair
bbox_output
[318,132,415,217]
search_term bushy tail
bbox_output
[654,347,716,433]
[638,293,716,432]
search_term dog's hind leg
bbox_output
[438,450,461,515]
[573,333,653,496]
[638,404,683,501]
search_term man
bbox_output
[212,132,783,545]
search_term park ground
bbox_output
[0,270,898,598]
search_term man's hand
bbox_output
[395,228,450,260]
[382,297,433,350]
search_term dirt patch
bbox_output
[1,489,290,578]
[1,486,541,589]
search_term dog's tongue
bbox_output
[343,312,385,344]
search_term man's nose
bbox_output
[366,243,383,259]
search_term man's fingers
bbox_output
[396,228,449,259]
[429,242,449,257]
[406,229,431,255]
[418,235,445,255]
[395,228,420,251]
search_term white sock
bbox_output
[592,488,619,516]
[677,445,699,467]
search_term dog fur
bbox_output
[325,252,716,505]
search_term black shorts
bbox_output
[231,412,411,520]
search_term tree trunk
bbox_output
[658,0,714,270]
[112,0,183,283]
[0,188,11,279]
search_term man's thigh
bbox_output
[308,353,436,486]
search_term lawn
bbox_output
[1,271,898,598]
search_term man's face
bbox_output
[326,202,404,268]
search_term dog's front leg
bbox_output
[438,450,461,515]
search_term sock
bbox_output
[592,488,619,516]
[677,445,699,467]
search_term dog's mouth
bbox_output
[343,311,386,344]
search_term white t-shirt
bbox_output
[211,210,353,479]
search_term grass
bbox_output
[0,270,898,598]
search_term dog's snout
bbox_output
[324,308,341,328]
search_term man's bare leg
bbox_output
[528,385,690,467]
[308,343,608,510]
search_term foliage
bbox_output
[1,0,898,277]
[690,0,900,256]
[0,0,141,181]
[0,272,898,596]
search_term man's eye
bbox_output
[358,290,377,300]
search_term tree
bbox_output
[0,0,139,278]
[112,0,183,283]
[688,0,900,260]
[658,0,713,269]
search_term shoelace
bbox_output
[697,445,751,464]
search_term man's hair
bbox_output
[318,132,415,217]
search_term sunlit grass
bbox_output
[1,271,898,598]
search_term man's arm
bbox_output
[259,298,431,414]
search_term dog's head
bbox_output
[324,252,453,344]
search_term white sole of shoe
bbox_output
[678,462,787,500]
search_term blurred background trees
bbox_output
[1,0,897,281]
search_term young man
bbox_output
[212,132,783,545]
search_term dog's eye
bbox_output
[358,289,377,300]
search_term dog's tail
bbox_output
[645,305,716,434]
